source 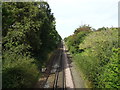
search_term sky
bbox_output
[47,0,119,39]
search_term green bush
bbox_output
[65,27,119,88]
[65,25,91,54]
[97,48,120,88]
[2,51,39,88]
[78,28,119,88]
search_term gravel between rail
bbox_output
[35,42,83,89]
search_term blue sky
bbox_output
[47,0,119,39]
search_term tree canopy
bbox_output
[2,2,61,88]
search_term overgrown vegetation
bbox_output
[65,25,119,88]
[2,2,61,88]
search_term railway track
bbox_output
[35,42,74,89]
[44,43,65,89]
[53,44,65,89]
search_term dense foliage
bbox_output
[2,2,61,88]
[65,26,119,88]
[64,25,91,54]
